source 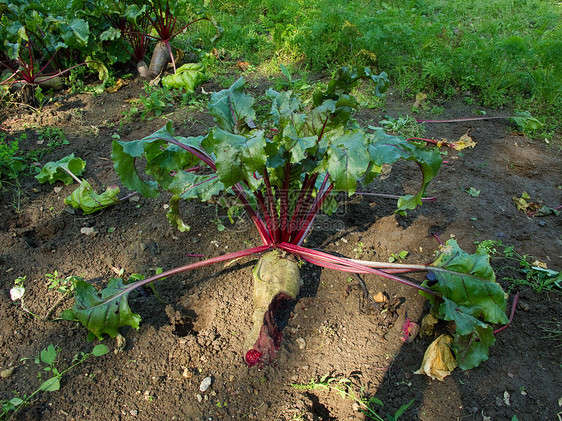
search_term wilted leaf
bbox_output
[106,78,127,93]
[421,313,438,336]
[414,334,457,380]
[161,63,206,93]
[401,317,419,343]
[35,154,86,185]
[64,180,120,214]
[512,193,559,217]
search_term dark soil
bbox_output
[0,76,561,421]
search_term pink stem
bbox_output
[278,243,440,296]
[493,292,519,335]
[417,116,514,123]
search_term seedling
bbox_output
[374,115,423,138]
[389,251,408,263]
[64,67,510,371]
[464,187,481,197]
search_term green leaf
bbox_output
[112,123,203,198]
[35,154,86,185]
[40,344,58,365]
[510,111,543,132]
[424,239,509,369]
[112,138,160,198]
[64,180,120,214]
[39,376,60,392]
[61,278,141,341]
[367,130,441,213]
[60,18,89,48]
[161,63,207,93]
[203,127,266,188]
[209,77,256,133]
[325,129,370,193]
[92,344,109,357]
[166,194,190,232]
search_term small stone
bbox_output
[296,337,306,350]
[352,402,360,412]
[196,394,202,403]
[518,301,530,312]
[80,227,97,236]
[1,367,14,378]
[129,409,138,416]
[114,334,126,354]
[54,186,63,193]
[199,376,212,392]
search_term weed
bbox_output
[476,240,561,293]
[125,84,175,121]
[1,344,108,419]
[45,271,78,294]
[0,134,26,187]
[375,115,424,138]
[353,242,364,259]
[292,374,414,421]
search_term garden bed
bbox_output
[0,77,560,420]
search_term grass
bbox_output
[19,0,562,141]
[187,0,562,141]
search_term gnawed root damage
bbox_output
[244,251,302,366]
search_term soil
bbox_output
[0,75,561,421]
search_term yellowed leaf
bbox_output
[451,132,476,150]
[106,78,127,93]
[414,334,457,381]
[532,260,548,269]
[413,92,428,108]
[512,196,529,212]
[420,313,438,337]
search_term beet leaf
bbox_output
[62,278,141,341]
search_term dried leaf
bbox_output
[373,291,387,303]
[451,132,476,150]
[532,260,547,269]
[106,78,127,93]
[415,334,457,381]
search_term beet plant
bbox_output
[63,67,510,371]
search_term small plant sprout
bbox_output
[389,251,408,263]
[63,67,511,373]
